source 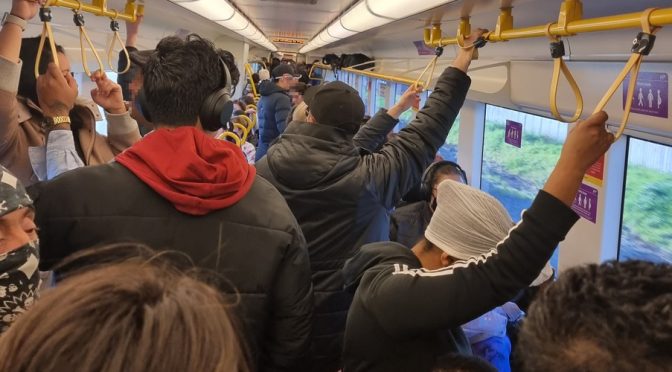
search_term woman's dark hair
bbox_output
[241,95,255,107]
[18,37,66,105]
[0,243,250,372]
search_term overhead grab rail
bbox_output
[592,8,661,140]
[423,6,671,47]
[41,0,139,22]
[73,5,105,77]
[308,63,324,83]
[35,0,140,78]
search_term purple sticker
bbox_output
[505,120,522,148]
[413,41,435,56]
[571,183,598,223]
[623,72,668,118]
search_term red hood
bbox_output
[116,127,255,215]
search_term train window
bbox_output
[359,76,371,115]
[619,138,672,264]
[373,79,389,114]
[481,105,568,267]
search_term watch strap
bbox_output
[44,116,71,128]
[2,13,27,32]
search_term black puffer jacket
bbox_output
[342,191,579,372]
[34,162,313,372]
[256,67,470,371]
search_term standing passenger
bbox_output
[256,63,296,160]
[0,0,141,185]
[0,166,39,334]
[32,35,313,371]
[256,28,486,372]
[0,244,250,372]
[341,111,614,372]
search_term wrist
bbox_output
[43,110,70,118]
[106,105,127,115]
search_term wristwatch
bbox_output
[43,116,71,128]
[1,12,27,32]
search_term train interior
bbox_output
[8,0,672,271]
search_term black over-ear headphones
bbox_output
[418,160,468,201]
[136,58,233,131]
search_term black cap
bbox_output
[129,49,153,68]
[272,63,297,79]
[308,81,365,133]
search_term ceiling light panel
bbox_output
[171,0,276,51]
[340,1,388,32]
[367,0,457,19]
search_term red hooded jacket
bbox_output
[116,126,255,215]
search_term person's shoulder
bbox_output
[43,162,128,192]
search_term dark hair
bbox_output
[433,354,497,372]
[0,243,249,372]
[18,37,66,105]
[290,82,307,95]
[519,260,672,372]
[240,95,255,107]
[252,73,259,84]
[431,163,467,185]
[142,34,223,126]
[218,49,240,88]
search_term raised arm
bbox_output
[117,15,143,101]
[366,111,614,336]
[365,29,484,209]
[0,0,40,155]
[90,71,141,152]
[353,85,421,152]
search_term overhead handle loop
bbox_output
[217,131,242,147]
[73,6,105,77]
[107,18,131,74]
[592,8,661,140]
[35,7,60,78]
[545,23,584,123]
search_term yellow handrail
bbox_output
[312,63,418,86]
[244,63,259,99]
[232,123,249,143]
[232,114,254,133]
[44,0,138,22]
[424,7,672,47]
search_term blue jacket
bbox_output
[257,80,291,158]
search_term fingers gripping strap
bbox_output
[592,8,661,140]
[35,7,60,78]
[546,23,584,123]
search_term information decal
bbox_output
[572,183,599,223]
[505,120,523,148]
[623,72,668,119]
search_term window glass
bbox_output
[390,86,459,162]
[481,105,568,268]
[373,79,388,114]
[359,76,371,115]
[620,138,672,264]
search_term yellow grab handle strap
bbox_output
[592,8,660,140]
[546,23,584,123]
[217,131,242,146]
[74,9,105,77]
[107,19,130,74]
[232,123,249,144]
[35,7,60,78]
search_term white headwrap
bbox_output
[424,180,513,260]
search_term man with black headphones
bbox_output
[390,160,468,248]
[32,35,313,371]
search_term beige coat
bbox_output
[0,56,141,185]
